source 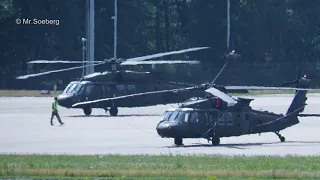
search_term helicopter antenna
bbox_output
[211,50,241,84]
[212,61,228,84]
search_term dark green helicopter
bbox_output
[156,74,319,146]
[69,50,249,116]
[16,47,208,116]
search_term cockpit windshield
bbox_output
[63,83,84,94]
[162,110,190,123]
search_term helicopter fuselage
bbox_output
[156,106,288,139]
[57,80,169,108]
[56,80,206,116]
[156,94,304,146]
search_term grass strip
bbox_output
[0,90,62,97]
[1,154,320,179]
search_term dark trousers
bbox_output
[51,111,63,124]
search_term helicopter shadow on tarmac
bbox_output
[164,141,320,150]
[66,114,160,118]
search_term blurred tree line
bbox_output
[0,0,320,90]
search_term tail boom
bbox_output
[286,77,311,116]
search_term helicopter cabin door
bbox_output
[188,111,207,138]
[234,112,250,135]
[83,84,104,101]
[204,110,220,137]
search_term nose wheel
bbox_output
[174,137,183,146]
[109,106,118,116]
[83,107,92,116]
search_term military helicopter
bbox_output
[69,50,245,116]
[16,47,208,116]
[155,75,319,146]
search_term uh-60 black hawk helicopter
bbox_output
[155,74,320,146]
[153,50,320,146]
[16,47,209,116]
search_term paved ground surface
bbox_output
[1,94,320,156]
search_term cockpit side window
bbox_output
[162,111,173,120]
[84,84,94,96]
[168,111,179,121]
[184,112,189,123]
[63,83,77,94]
[176,112,189,123]
[164,111,190,123]
[72,83,84,94]
[190,112,199,123]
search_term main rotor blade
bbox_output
[205,87,237,106]
[224,86,319,91]
[125,47,210,62]
[83,71,112,79]
[168,81,199,87]
[16,62,105,79]
[121,60,200,65]
[28,60,104,64]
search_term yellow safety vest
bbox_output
[52,101,58,112]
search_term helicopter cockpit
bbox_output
[156,108,221,138]
[62,81,84,94]
[162,110,190,123]
[160,108,212,124]
[56,81,86,108]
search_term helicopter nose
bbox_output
[156,122,177,138]
[56,94,73,108]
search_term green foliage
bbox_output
[1,0,320,89]
[1,154,320,179]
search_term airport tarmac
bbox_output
[1,94,320,156]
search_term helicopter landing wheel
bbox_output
[275,132,285,142]
[83,107,92,116]
[109,106,118,116]
[174,137,183,146]
[212,137,220,146]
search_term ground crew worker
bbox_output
[50,97,64,126]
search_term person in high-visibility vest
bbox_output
[50,97,64,126]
